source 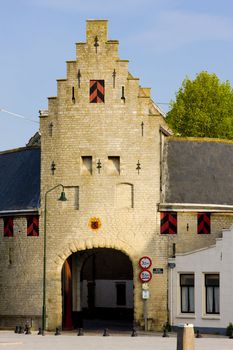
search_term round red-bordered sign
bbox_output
[139,269,152,283]
[139,256,152,270]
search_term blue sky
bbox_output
[1,0,233,150]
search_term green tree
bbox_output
[166,71,233,139]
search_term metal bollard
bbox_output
[162,328,169,337]
[195,329,202,338]
[14,326,20,334]
[24,324,32,335]
[176,324,195,350]
[19,326,24,334]
[38,328,42,335]
[229,328,233,339]
[55,328,61,336]
[131,328,137,337]
[77,328,84,336]
[25,325,31,335]
[103,328,110,336]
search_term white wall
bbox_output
[81,280,133,308]
[169,225,233,330]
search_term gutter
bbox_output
[159,203,233,213]
[0,209,39,217]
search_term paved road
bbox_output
[0,331,233,350]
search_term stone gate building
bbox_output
[1,20,233,332]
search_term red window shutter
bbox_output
[161,212,169,234]
[4,217,14,237]
[90,80,105,103]
[27,216,39,236]
[198,213,210,234]
[168,212,177,234]
[161,212,177,234]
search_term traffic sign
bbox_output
[153,268,164,274]
[142,290,150,299]
[142,283,149,290]
[139,256,152,270]
[139,269,152,283]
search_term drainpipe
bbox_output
[170,267,173,326]
[168,260,176,327]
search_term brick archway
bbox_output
[47,238,137,330]
[54,237,137,273]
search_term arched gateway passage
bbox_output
[62,248,134,330]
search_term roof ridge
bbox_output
[0,146,40,156]
[168,136,233,145]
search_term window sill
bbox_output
[202,315,220,320]
[176,314,196,319]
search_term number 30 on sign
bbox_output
[139,256,152,269]
[139,270,152,283]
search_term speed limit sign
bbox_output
[139,269,152,283]
[139,256,152,270]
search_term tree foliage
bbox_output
[166,72,233,139]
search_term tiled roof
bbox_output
[0,147,40,213]
[164,138,233,205]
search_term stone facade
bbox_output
[0,216,42,328]
[1,20,233,331]
[40,19,169,330]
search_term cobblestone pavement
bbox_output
[0,331,233,350]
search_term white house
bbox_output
[168,225,233,334]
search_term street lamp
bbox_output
[42,184,67,335]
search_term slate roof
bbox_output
[0,147,40,213]
[1,137,233,212]
[164,138,233,205]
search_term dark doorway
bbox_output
[62,248,134,330]
[116,283,126,306]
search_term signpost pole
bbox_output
[143,299,148,331]
[139,256,152,332]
